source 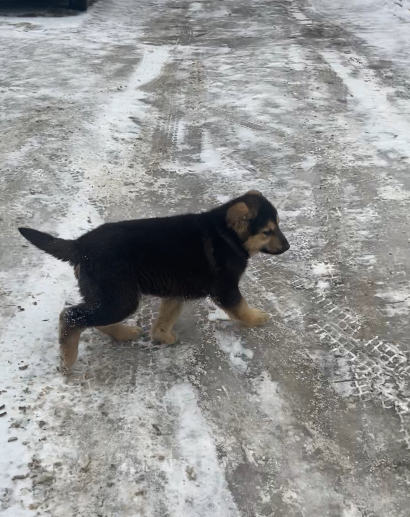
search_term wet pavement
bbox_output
[0,0,409,515]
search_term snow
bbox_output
[214,332,253,373]
[251,372,285,424]
[376,287,410,316]
[189,2,204,12]
[95,45,170,156]
[321,49,410,162]
[311,262,336,277]
[386,0,410,22]
[207,307,231,322]
[0,197,99,510]
[377,184,410,201]
[163,383,240,516]
[0,19,169,514]
[342,502,363,517]
[309,0,410,64]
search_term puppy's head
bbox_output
[226,190,290,256]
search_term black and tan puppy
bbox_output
[19,191,289,371]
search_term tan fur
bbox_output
[97,323,142,341]
[226,202,249,226]
[226,202,253,238]
[244,221,284,256]
[151,298,183,344]
[246,189,262,196]
[58,309,84,372]
[74,264,80,279]
[223,297,271,327]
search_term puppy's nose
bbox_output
[282,239,290,252]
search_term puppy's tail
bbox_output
[18,228,78,264]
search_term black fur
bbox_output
[18,227,77,264]
[18,192,289,332]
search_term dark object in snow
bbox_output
[18,191,290,372]
[69,0,88,11]
[19,364,28,370]
[8,437,18,442]
[12,473,29,481]
[152,423,162,435]
[186,466,197,481]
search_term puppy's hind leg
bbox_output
[59,297,138,373]
[151,298,183,345]
[59,308,83,373]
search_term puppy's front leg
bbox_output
[214,288,270,327]
[152,298,184,344]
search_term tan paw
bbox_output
[245,309,271,327]
[97,324,142,341]
[117,326,143,341]
[151,328,177,345]
[58,345,78,374]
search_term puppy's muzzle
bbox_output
[262,228,290,255]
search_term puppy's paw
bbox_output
[114,325,142,341]
[127,326,143,341]
[58,350,75,375]
[97,324,142,341]
[151,328,178,345]
[57,363,70,376]
[245,308,271,327]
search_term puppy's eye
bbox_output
[263,230,274,236]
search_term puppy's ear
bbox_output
[226,202,253,237]
[246,189,262,196]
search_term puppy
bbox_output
[18,190,289,371]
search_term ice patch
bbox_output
[208,307,231,322]
[251,372,286,425]
[262,291,284,315]
[163,383,239,516]
[0,171,102,512]
[300,155,317,171]
[316,279,330,290]
[385,0,410,22]
[287,45,309,71]
[322,50,410,160]
[308,351,356,397]
[215,332,253,372]
[290,8,312,24]
[3,138,39,167]
[96,45,170,148]
[342,502,363,517]
[378,184,410,201]
[356,255,377,268]
[194,130,246,180]
[311,262,336,277]
[215,194,231,204]
[310,0,410,62]
[189,2,203,11]
[376,288,410,316]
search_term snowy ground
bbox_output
[1,0,410,515]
